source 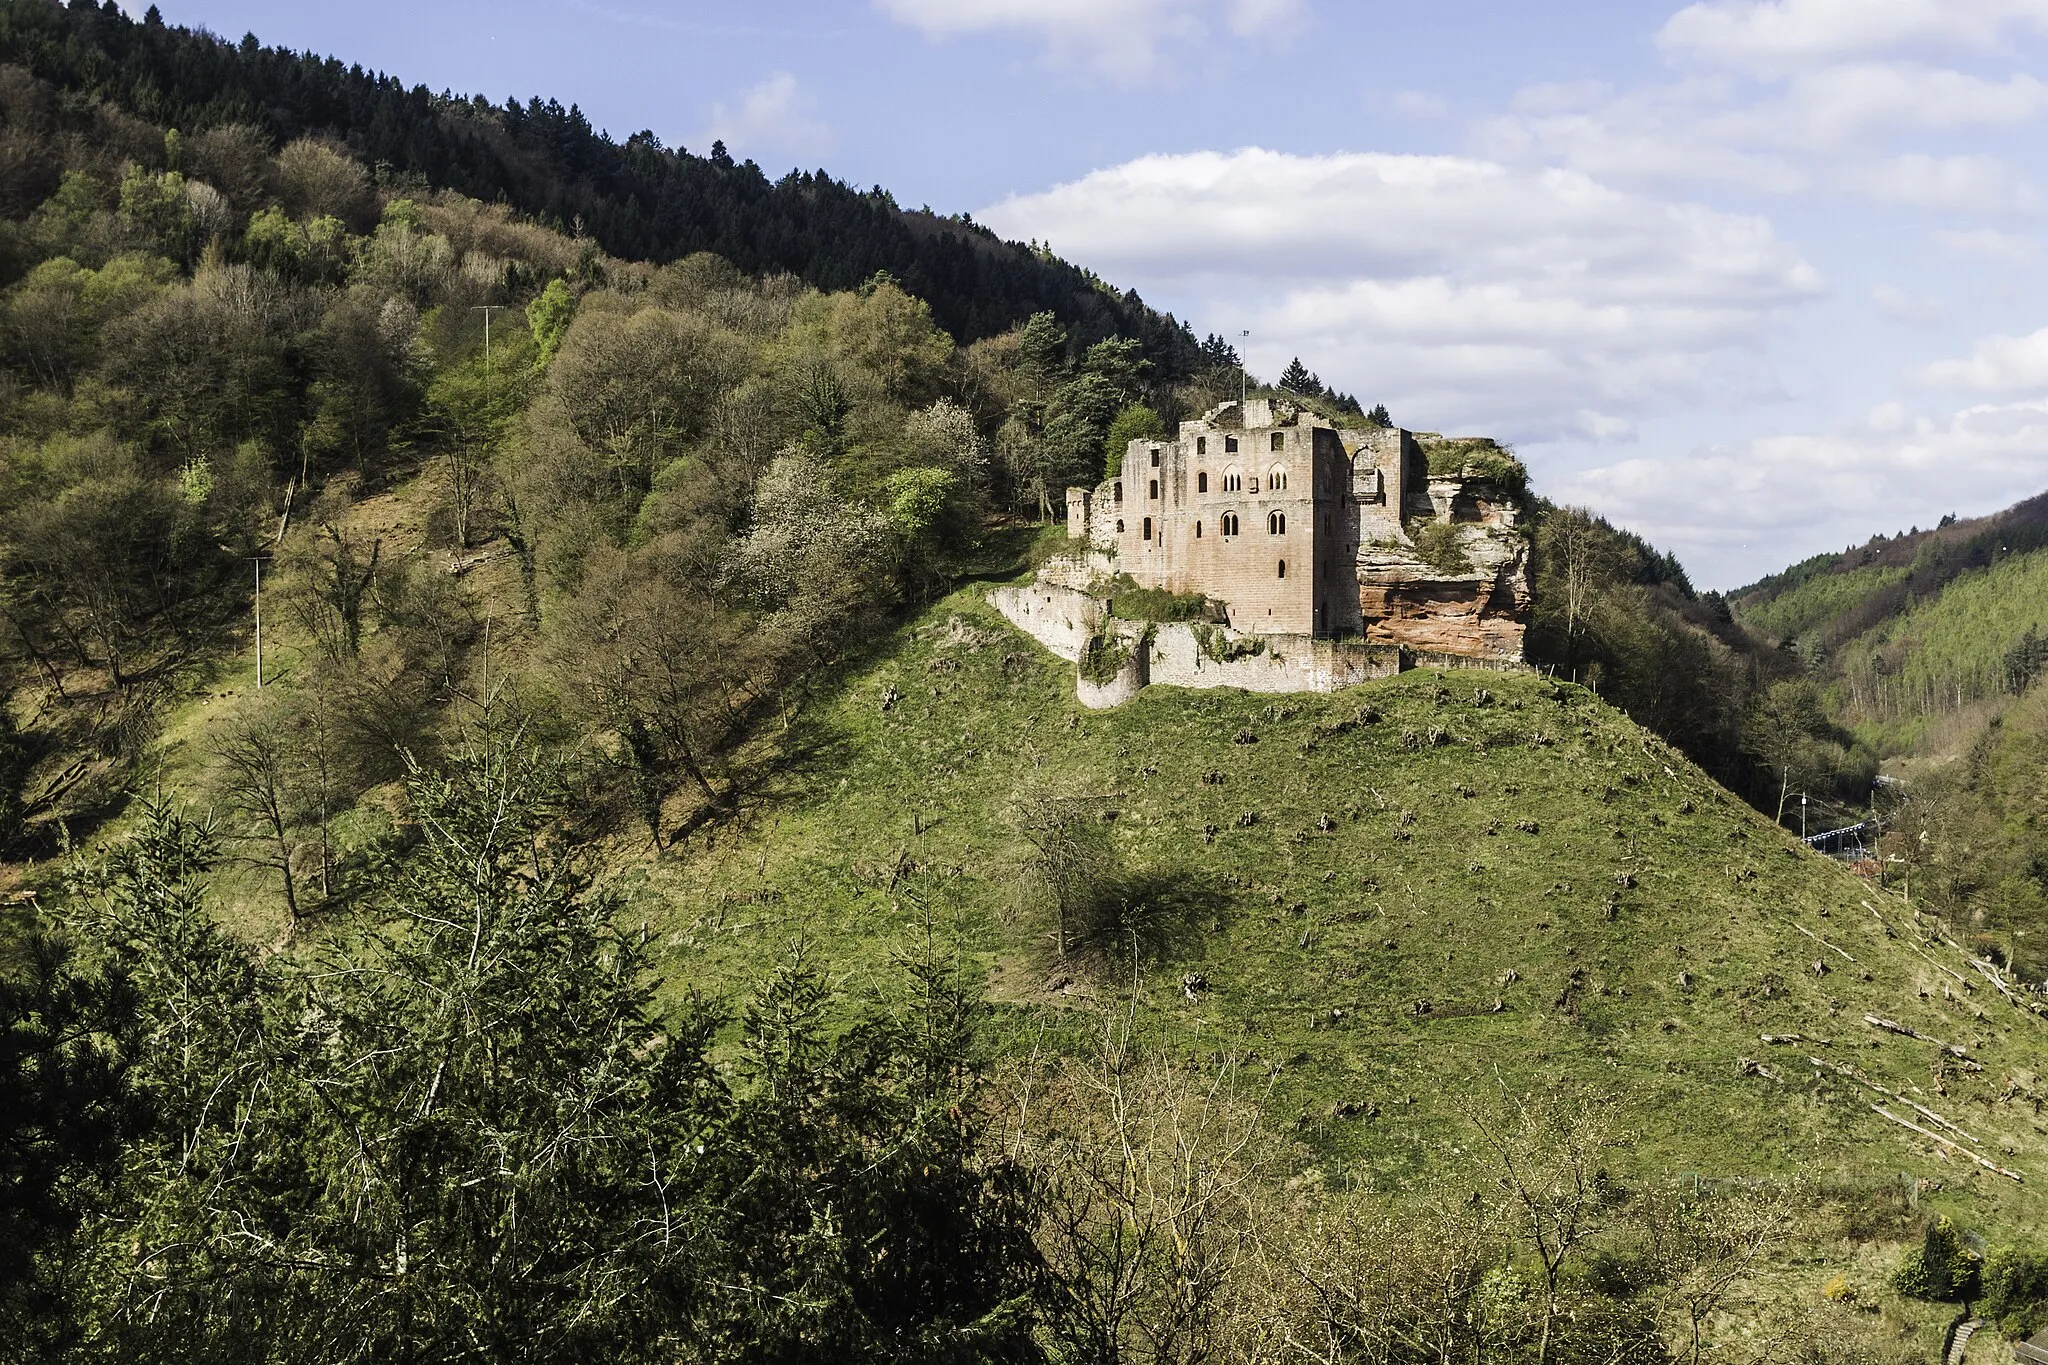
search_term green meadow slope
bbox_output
[645,585,2048,1233]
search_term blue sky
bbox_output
[149,0,2048,586]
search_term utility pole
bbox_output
[470,304,507,377]
[464,305,508,551]
[248,554,271,687]
[1800,792,1808,840]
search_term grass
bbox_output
[638,583,2048,1243]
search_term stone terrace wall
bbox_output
[986,583,1100,662]
[1146,625,1404,694]
[989,584,1416,707]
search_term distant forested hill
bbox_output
[1731,490,2048,738]
[0,0,1202,365]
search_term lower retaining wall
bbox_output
[1145,624,1405,692]
[987,583,1101,663]
[991,583,1522,705]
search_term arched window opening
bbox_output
[1268,510,1286,535]
[1142,516,1153,542]
[1271,431,1286,452]
[1268,466,1288,491]
[1222,466,1242,492]
[1221,512,1240,536]
[1113,481,1123,504]
[1197,471,1209,493]
[1115,519,1125,533]
[1277,559,1287,579]
[1148,479,1159,499]
[1195,521,1203,538]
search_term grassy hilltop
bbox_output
[646,582,2048,1236]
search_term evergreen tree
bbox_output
[1198,332,1240,368]
[1277,356,1321,395]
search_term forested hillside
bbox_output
[1730,493,2048,982]
[0,0,1206,359]
[0,35,1280,873]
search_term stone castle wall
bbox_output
[989,583,1439,709]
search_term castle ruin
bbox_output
[991,398,1531,705]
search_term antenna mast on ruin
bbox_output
[1239,329,1250,408]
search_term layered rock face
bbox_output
[1353,469,1530,660]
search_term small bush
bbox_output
[1193,623,1264,663]
[1080,633,1133,686]
[1413,522,1470,575]
[1105,573,1216,623]
[1893,1216,1980,1302]
[1985,1245,2048,1338]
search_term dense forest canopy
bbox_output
[0,38,1273,872]
[0,0,1206,363]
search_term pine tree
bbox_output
[1199,332,1240,368]
[1278,357,1316,393]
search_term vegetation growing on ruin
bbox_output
[1411,521,1473,575]
[1417,433,1530,495]
[1100,573,1219,623]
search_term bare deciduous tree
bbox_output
[1466,1082,1630,1365]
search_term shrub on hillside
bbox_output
[1414,522,1470,575]
[1893,1216,1980,1302]
[1985,1246,2048,1338]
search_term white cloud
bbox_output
[702,72,835,161]
[1934,227,2039,260]
[1916,325,2048,390]
[1390,90,1451,119]
[979,148,1820,439]
[873,0,1303,76]
[1841,152,2038,212]
[1560,399,2048,585]
[1480,65,2048,208]
[1871,283,1943,324]
[1659,0,2048,72]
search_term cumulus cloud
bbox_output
[1915,325,2048,390]
[873,0,1302,76]
[1480,65,2048,208]
[1561,398,2048,585]
[1659,0,2048,71]
[702,72,835,160]
[979,147,1820,440]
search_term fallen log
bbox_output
[1810,1058,1985,1143]
[1864,1014,1969,1057]
[1795,922,1857,962]
[1868,1104,2021,1183]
